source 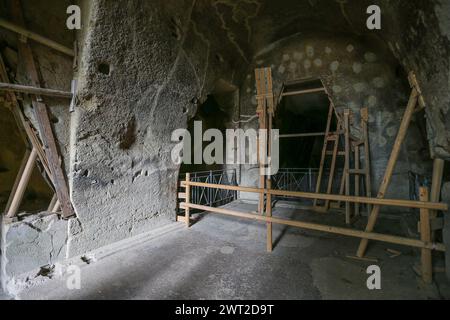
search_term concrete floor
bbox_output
[12,201,450,300]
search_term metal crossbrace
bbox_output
[178,169,238,214]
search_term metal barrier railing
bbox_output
[272,168,345,201]
[178,177,448,284]
[178,169,237,213]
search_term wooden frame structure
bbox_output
[356,71,427,258]
[1,0,75,220]
[181,68,443,283]
[273,77,372,223]
[179,178,447,283]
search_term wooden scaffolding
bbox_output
[0,0,75,221]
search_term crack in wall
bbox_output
[190,20,211,97]
[212,0,254,63]
[150,0,197,118]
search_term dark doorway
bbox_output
[274,80,335,168]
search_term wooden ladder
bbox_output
[315,108,372,225]
[313,103,341,211]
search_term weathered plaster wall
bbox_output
[67,0,250,256]
[1,213,68,293]
[238,34,431,201]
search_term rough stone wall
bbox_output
[379,0,450,160]
[1,213,68,292]
[238,34,431,201]
[68,0,250,256]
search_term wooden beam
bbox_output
[430,159,445,239]
[313,103,334,207]
[0,50,53,186]
[344,109,351,224]
[180,202,446,252]
[185,173,191,228]
[419,187,432,284]
[279,132,326,138]
[266,179,273,252]
[47,193,58,212]
[281,87,326,97]
[13,1,75,218]
[4,148,31,214]
[356,87,419,257]
[0,18,74,56]
[361,107,372,216]
[181,181,448,211]
[354,140,360,217]
[0,82,72,98]
[6,148,37,218]
[325,121,340,210]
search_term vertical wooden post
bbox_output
[185,173,191,227]
[419,187,432,284]
[314,103,334,207]
[267,179,273,252]
[6,148,38,218]
[185,173,191,228]
[325,121,341,210]
[344,109,351,224]
[255,68,273,215]
[357,87,419,257]
[430,158,444,239]
[361,107,372,216]
[354,143,360,217]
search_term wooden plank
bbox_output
[279,132,325,138]
[267,179,273,252]
[0,51,53,184]
[0,82,72,98]
[13,2,75,218]
[0,18,74,56]
[354,143,360,217]
[4,148,31,214]
[185,173,190,227]
[356,87,419,257]
[346,255,378,263]
[183,181,448,211]
[281,87,326,97]
[313,103,334,207]
[6,148,38,218]
[419,187,432,284]
[324,121,341,210]
[47,193,58,212]
[180,202,446,252]
[430,158,444,239]
[361,107,372,216]
[255,68,271,215]
[344,109,351,224]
